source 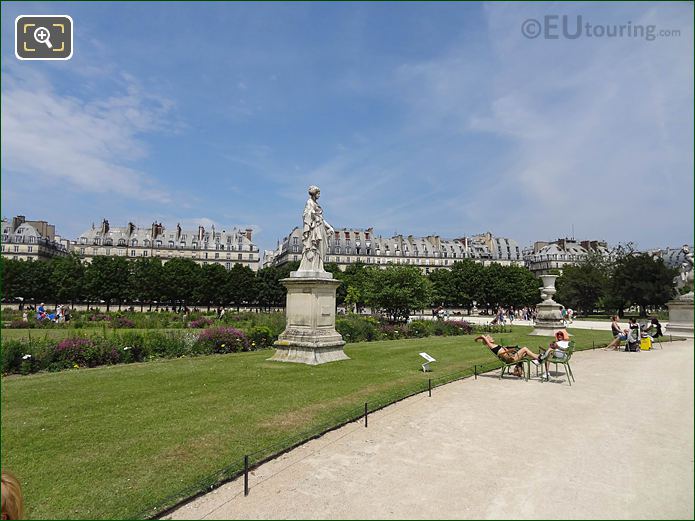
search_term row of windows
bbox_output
[77,248,255,261]
[79,238,256,251]
[529,254,585,262]
[2,245,26,252]
[82,235,247,246]
[324,256,456,266]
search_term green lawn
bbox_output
[0,328,183,341]
[1,327,616,519]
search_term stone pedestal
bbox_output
[666,295,694,338]
[529,300,565,336]
[269,270,348,365]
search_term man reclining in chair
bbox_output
[475,334,541,377]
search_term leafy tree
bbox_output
[479,263,507,310]
[556,253,609,314]
[344,286,361,313]
[162,258,201,310]
[85,256,130,311]
[50,254,85,306]
[428,268,453,308]
[324,262,346,304]
[1,257,27,304]
[500,265,539,308]
[364,265,432,322]
[196,263,228,311]
[447,259,486,311]
[227,263,256,311]
[129,257,164,311]
[610,252,677,317]
[254,267,285,310]
[22,260,55,306]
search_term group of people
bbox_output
[605,316,663,351]
[475,329,571,379]
[490,306,537,325]
[32,303,71,323]
[476,313,666,380]
[560,306,574,325]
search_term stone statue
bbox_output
[270,185,347,364]
[298,185,334,272]
[675,244,694,298]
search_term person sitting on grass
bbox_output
[475,334,541,377]
[605,317,637,350]
[539,329,571,379]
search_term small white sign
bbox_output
[419,352,436,363]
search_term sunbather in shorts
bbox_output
[475,335,541,376]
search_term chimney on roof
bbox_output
[245,228,253,241]
[12,216,26,231]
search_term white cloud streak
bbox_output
[1,65,175,203]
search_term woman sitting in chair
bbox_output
[605,317,637,350]
[475,334,541,377]
[643,317,663,338]
[539,329,571,379]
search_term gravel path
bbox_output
[166,340,694,520]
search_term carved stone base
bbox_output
[268,273,349,365]
[529,300,566,336]
[666,297,694,338]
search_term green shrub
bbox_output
[1,340,24,374]
[196,327,249,354]
[248,326,275,349]
[336,315,382,343]
[408,320,433,338]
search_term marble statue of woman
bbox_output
[676,244,694,298]
[298,185,334,272]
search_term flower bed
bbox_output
[1,314,506,376]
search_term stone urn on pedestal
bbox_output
[529,274,566,336]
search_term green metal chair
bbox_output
[539,341,575,385]
[496,346,530,381]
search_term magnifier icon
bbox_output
[33,26,53,49]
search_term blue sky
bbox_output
[2,1,693,254]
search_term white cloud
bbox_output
[359,3,694,248]
[1,65,175,203]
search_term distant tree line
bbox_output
[1,255,297,312]
[555,246,678,317]
[326,259,539,321]
[2,247,678,319]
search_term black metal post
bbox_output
[474,364,477,379]
[244,455,249,496]
[428,378,431,397]
[592,340,595,350]
[364,402,368,428]
[670,334,673,343]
